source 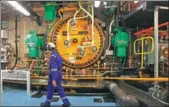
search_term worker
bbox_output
[41,43,71,107]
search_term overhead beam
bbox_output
[18,1,42,25]
[1,1,42,25]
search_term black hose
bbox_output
[11,15,18,71]
[101,81,140,106]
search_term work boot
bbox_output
[41,101,51,107]
[62,104,71,107]
[62,98,71,107]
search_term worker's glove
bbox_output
[52,80,57,87]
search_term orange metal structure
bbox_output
[134,22,169,37]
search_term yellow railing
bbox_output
[134,36,154,68]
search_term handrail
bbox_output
[134,36,154,68]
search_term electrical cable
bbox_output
[100,71,118,76]
[66,15,88,44]
[112,43,116,71]
[73,8,81,22]
[58,10,63,18]
[79,1,94,46]
[10,15,18,71]
[120,57,126,75]
[109,18,115,36]
[66,1,89,44]
[101,34,112,60]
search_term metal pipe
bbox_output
[135,22,169,36]
[0,2,2,104]
[107,82,139,106]
[59,7,78,13]
[154,6,159,85]
[31,76,169,82]
[73,77,169,81]
[159,6,169,10]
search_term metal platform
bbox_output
[120,1,169,28]
[1,70,31,95]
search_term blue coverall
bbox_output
[47,51,70,105]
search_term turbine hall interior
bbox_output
[0,1,169,107]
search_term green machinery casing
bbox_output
[25,30,45,58]
[111,28,129,57]
[44,2,59,21]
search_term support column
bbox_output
[154,6,159,85]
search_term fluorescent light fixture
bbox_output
[134,1,139,3]
[94,1,100,8]
[7,1,30,16]
[103,2,107,6]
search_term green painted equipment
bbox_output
[104,8,115,15]
[25,30,45,58]
[44,2,59,21]
[111,28,129,57]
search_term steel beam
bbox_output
[120,2,146,21]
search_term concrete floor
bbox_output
[0,87,119,106]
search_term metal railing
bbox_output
[134,36,154,68]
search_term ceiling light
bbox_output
[6,1,30,16]
[94,1,100,8]
[134,1,139,4]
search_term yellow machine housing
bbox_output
[48,13,105,69]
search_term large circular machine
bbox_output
[48,16,105,69]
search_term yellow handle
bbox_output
[134,36,154,68]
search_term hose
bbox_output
[11,16,18,71]
[101,81,139,106]
[152,85,169,105]
[108,82,139,106]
